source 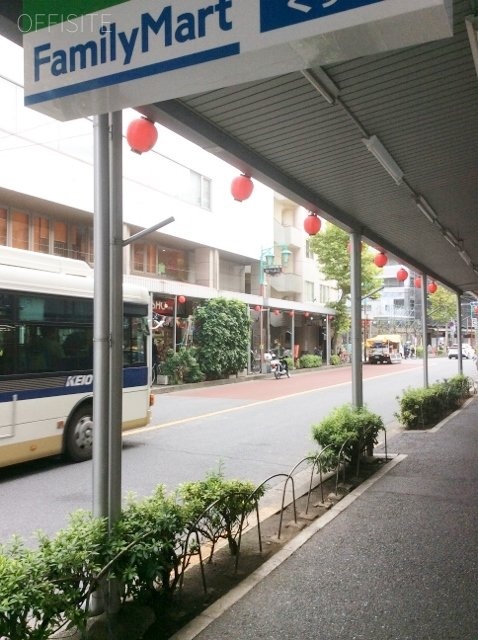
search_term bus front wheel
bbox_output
[65,405,93,462]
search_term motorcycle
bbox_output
[269,353,290,379]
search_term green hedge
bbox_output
[297,354,322,368]
[0,470,263,639]
[394,374,472,429]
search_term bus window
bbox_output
[123,314,148,366]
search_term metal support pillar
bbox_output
[326,314,331,367]
[173,295,178,352]
[350,232,363,408]
[421,273,429,388]
[108,111,123,526]
[456,292,463,374]
[93,114,111,520]
[290,311,295,364]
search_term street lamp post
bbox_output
[259,245,292,294]
[258,245,291,367]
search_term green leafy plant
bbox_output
[311,404,384,471]
[0,512,108,640]
[297,354,322,369]
[179,468,265,557]
[160,347,205,385]
[330,354,341,366]
[282,355,294,370]
[193,298,250,379]
[110,485,188,605]
[395,374,472,429]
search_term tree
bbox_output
[427,287,457,347]
[308,225,381,350]
[193,298,250,379]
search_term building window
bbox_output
[305,281,315,302]
[0,209,7,246]
[69,224,93,263]
[148,153,212,211]
[305,239,314,260]
[12,211,29,250]
[53,221,68,256]
[33,216,50,253]
[189,171,211,209]
[132,242,189,281]
[0,207,93,262]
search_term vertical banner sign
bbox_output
[22,0,452,121]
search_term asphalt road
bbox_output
[0,357,474,543]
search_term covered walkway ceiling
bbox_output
[141,0,478,298]
[2,0,478,296]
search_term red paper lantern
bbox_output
[396,268,408,282]
[304,312,310,318]
[177,295,186,304]
[303,213,321,236]
[231,174,254,202]
[274,309,280,316]
[374,252,388,268]
[428,281,438,294]
[126,117,158,154]
[414,276,422,288]
[289,310,295,317]
[254,305,262,312]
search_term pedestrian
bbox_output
[152,339,159,384]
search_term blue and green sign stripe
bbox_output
[22,0,128,32]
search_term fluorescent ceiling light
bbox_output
[466,16,478,79]
[443,229,460,248]
[459,249,472,266]
[415,195,438,223]
[362,135,404,185]
[301,68,339,105]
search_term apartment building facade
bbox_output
[0,36,337,363]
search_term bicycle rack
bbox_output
[235,473,289,573]
[305,443,336,513]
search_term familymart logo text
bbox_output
[31,0,233,83]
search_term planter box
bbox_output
[157,374,169,385]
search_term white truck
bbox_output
[366,334,402,364]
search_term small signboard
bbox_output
[22,0,453,121]
[259,0,383,33]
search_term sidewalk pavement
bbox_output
[171,397,478,640]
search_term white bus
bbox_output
[0,247,153,468]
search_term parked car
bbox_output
[447,344,475,359]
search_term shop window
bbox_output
[12,210,29,250]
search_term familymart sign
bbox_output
[22,0,453,121]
